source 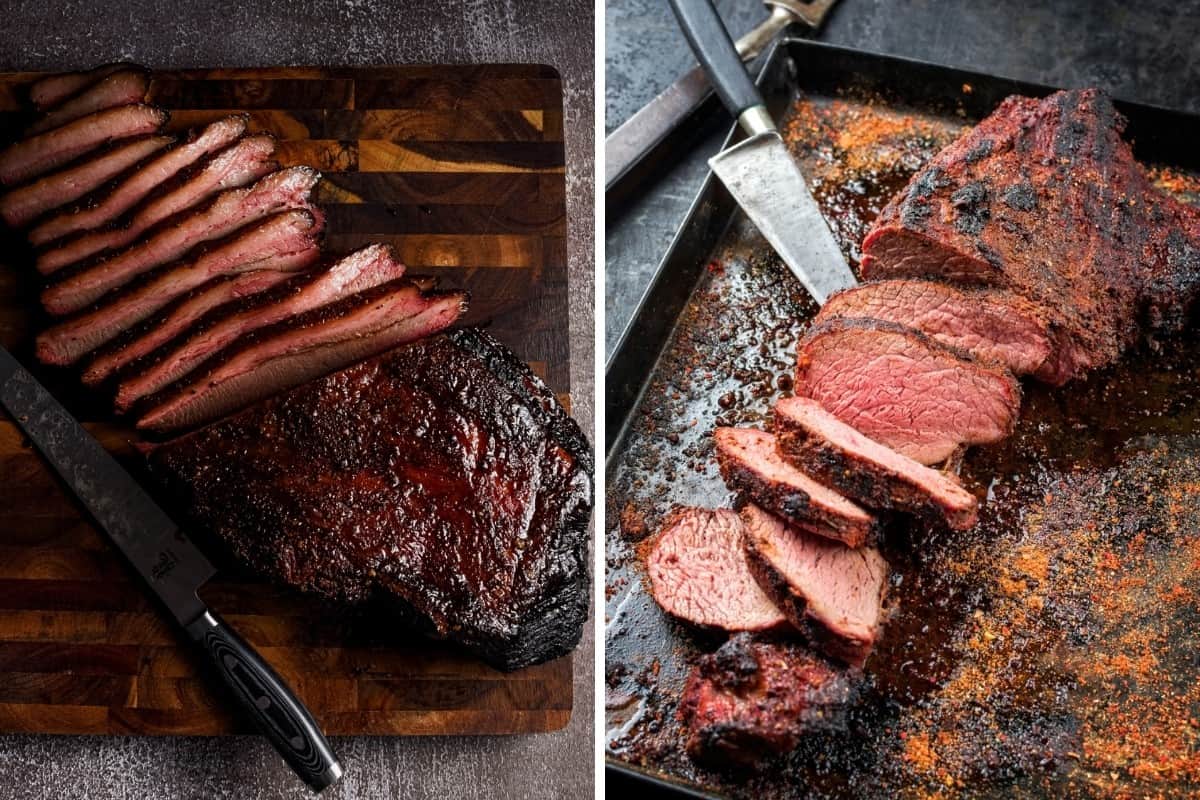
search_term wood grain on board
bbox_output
[0,65,574,736]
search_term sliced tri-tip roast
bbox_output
[148,329,592,670]
[774,396,978,530]
[740,504,887,667]
[715,427,878,548]
[29,63,136,110]
[29,115,250,247]
[679,633,852,768]
[0,135,172,229]
[645,507,787,632]
[137,278,467,432]
[42,165,320,314]
[27,69,150,136]
[795,317,1021,465]
[113,243,408,410]
[819,279,1055,379]
[0,104,167,186]
[36,209,323,365]
[37,133,278,274]
[860,88,1200,383]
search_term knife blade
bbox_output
[0,346,342,792]
[669,0,857,303]
[605,0,838,201]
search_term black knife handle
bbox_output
[186,609,342,792]
[668,0,764,117]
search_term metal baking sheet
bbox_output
[605,38,1200,799]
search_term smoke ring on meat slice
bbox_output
[29,64,135,110]
[26,69,150,136]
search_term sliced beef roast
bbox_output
[37,133,278,274]
[740,504,888,667]
[774,396,978,530]
[679,633,851,768]
[795,317,1021,465]
[114,243,408,410]
[0,135,171,229]
[137,280,467,431]
[36,209,322,365]
[645,507,786,632]
[27,69,150,136]
[29,64,134,110]
[29,115,249,247]
[42,166,320,314]
[714,427,878,548]
[0,104,167,186]
[819,279,1054,379]
[148,328,592,670]
[860,89,1200,382]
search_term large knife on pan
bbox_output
[0,346,342,792]
[669,0,857,303]
[606,0,838,202]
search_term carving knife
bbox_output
[669,0,857,304]
[0,346,342,793]
[605,0,838,201]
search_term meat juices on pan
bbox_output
[740,504,888,667]
[715,427,879,547]
[774,396,979,530]
[645,507,788,632]
[795,317,1021,465]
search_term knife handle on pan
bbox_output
[187,609,343,792]
[669,0,770,128]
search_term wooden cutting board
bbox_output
[0,66,575,735]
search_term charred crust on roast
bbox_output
[1002,182,1037,211]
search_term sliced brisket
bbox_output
[36,209,322,365]
[42,166,320,315]
[714,427,878,548]
[148,328,592,670]
[0,135,171,229]
[645,507,787,632]
[37,134,278,275]
[679,633,851,768]
[29,64,134,110]
[740,504,887,667]
[819,279,1054,379]
[114,244,408,410]
[29,115,249,247]
[137,280,467,432]
[796,317,1021,465]
[0,104,167,186]
[774,396,979,530]
[27,69,150,136]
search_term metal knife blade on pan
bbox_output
[669,0,857,303]
[0,346,342,793]
[605,0,838,197]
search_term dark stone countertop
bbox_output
[0,1,594,798]
[605,0,1200,356]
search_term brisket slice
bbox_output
[147,328,592,670]
[714,427,878,548]
[29,64,134,110]
[42,166,320,315]
[27,69,150,136]
[679,633,851,768]
[137,281,468,432]
[37,134,278,274]
[860,89,1200,382]
[0,104,168,186]
[774,396,978,530]
[819,279,1054,379]
[82,268,299,386]
[796,317,1021,465]
[740,504,887,667]
[36,209,322,365]
[114,244,408,410]
[29,115,249,247]
[0,135,171,229]
[645,507,786,632]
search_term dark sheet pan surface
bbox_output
[605,39,1200,799]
